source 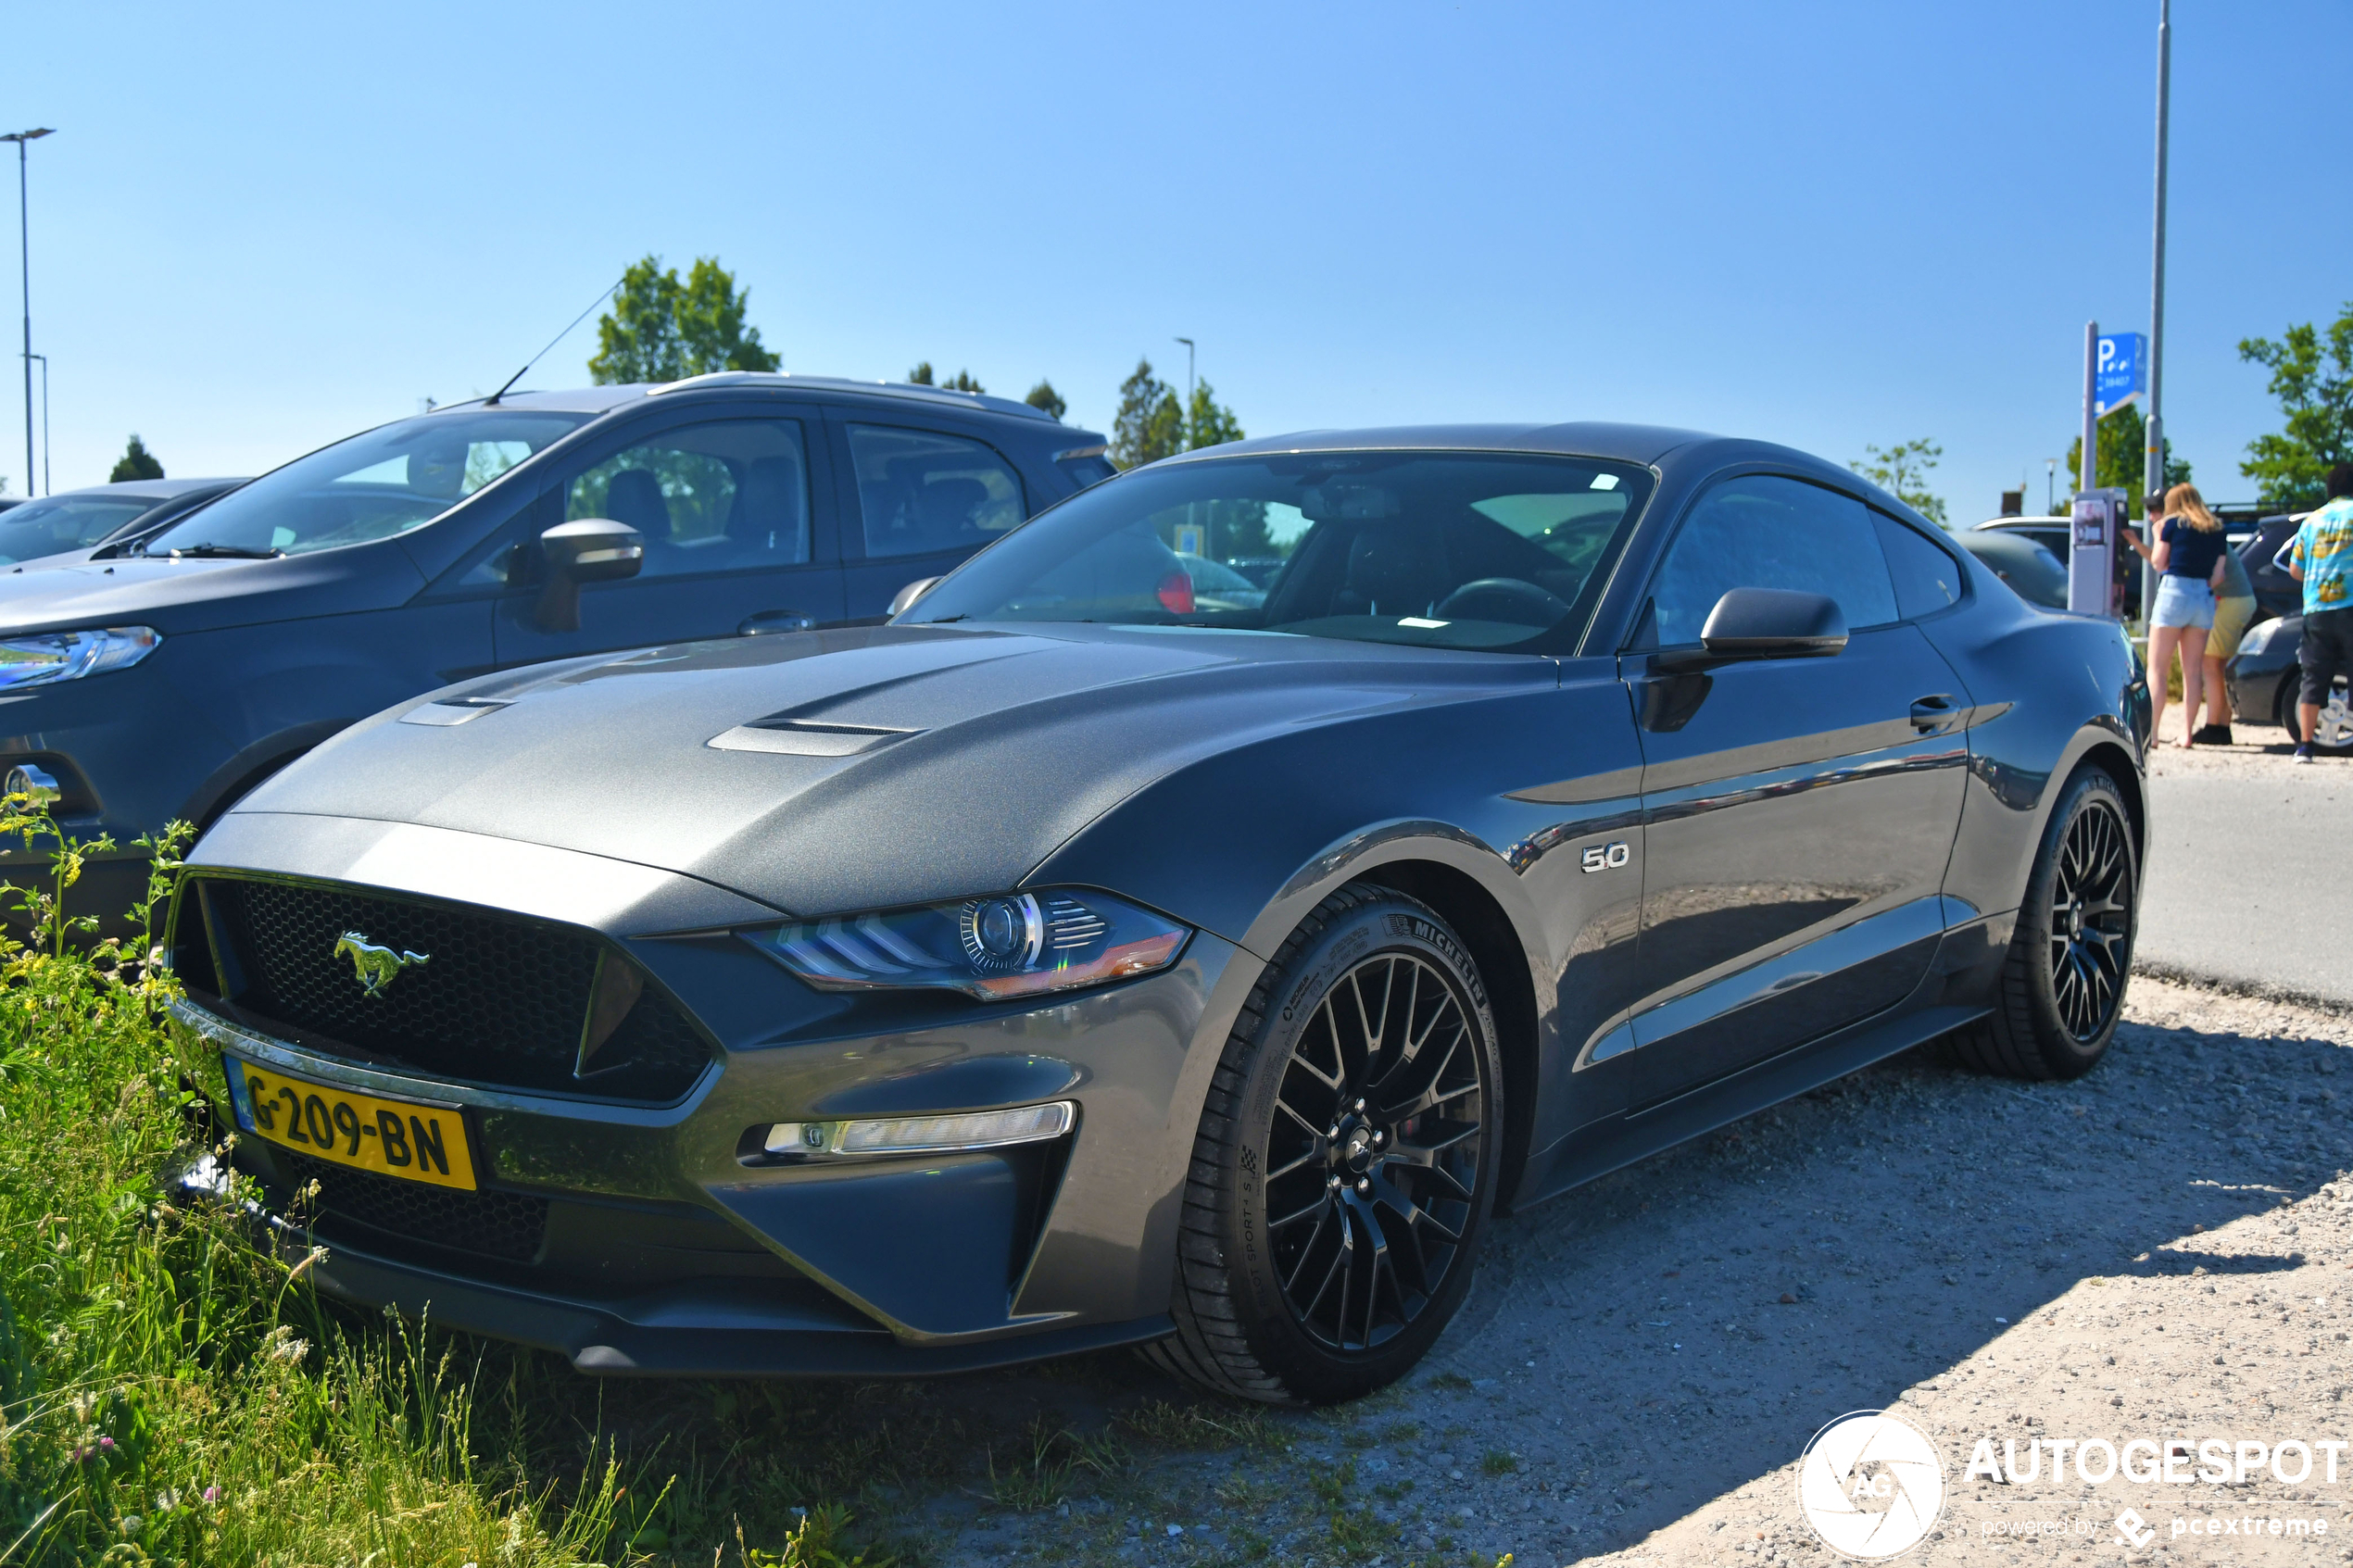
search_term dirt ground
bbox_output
[882,972,2353,1567]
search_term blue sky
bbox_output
[7,1,2347,521]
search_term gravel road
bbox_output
[2140,735,2352,1008]
[870,973,2353,1568]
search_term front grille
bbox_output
[186,877,711,1103]
[278,1150,549,1263]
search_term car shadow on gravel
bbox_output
[1405,1000,2351,1561]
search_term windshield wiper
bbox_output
[920,613,970,623]
[154,543,284,559]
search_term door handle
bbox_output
[1909,694,1958,732]
[739,609,817,636]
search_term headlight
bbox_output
[2235,617,2291,658]
[0,626,161,692]
[746,889,1189,1000]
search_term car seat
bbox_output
[731,456,808,560]
[601,470,671,538]
[1328,523,1450,619]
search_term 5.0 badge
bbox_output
[1579,841,1631,873]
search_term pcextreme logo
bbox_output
[1796,1411,1945,1561]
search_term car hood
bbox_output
[0,546,422,637]
[228,623,1556,920]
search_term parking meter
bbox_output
[2069,488,2128,617]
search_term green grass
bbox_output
[0,812,921,1565]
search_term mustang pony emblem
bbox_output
[333,932,430,998]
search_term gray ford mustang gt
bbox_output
[166,424,2151,1404]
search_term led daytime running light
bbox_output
[764,1100,1075,1158]
[746,888,1189,1000]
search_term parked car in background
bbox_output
[1175,551,1266,609]
[2235,510,2308,623]
[0,477,247,568]
[1224,556,1288,588]
[170,423,2146,1399]
[0,375,1109,917]
[2225,612,2351,749]
[1957,528,2067,609]
[1971,514,2147,618]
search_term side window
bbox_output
[1873,509,1964,620]
[848,423,1027,559]
[566,419,811,578]
[1642,474,1898,646]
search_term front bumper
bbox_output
[170,814,1257,1374]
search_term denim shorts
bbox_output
[2151,574,2215,630]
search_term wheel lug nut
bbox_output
[1353,1098,1366,1112]
[1372,1130,1386,1146]
[1355,1178,1370,1195]
[1327,1124,1339,1139]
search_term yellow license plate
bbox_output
[226,1059,477,1191]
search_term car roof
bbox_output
[460,374,1071,429]
[1183,422,1719,467]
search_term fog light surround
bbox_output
[763,1099,1075,1159]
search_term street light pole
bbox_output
[1,129,54,502]
[1173,337,1195,441]
[27,352,45,495]
[2142,0,2171,622]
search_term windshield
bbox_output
[0,493,163,565]
[142,409,590,558]
[900,451,1655,650]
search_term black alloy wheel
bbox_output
[1949,766,2137,1080]
[1149,884,1503,1404]
[2045,793,2132,1041]
[1263,949,1485,1354]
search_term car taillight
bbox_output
[1156,570,1195,614]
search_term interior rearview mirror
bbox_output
[1654,587,1847,672]
[887,576,942,618]
[535,519,644,633]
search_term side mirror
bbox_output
[535,519,643,633]
[1655,587,1847,671]
[887,576,941,619]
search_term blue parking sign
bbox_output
[2095,332,2146,416]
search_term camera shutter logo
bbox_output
[1796,1410,1944,1561]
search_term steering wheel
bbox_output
[1433,577,1570,625]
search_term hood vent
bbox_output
[708,719,915,757]
[399,696,514,727]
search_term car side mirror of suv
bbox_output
[535,519,644,633]
[1654,587,1847,672]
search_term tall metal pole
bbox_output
[30,353,46,495]
[2142,0,2171,622]
[15,138,28,498]
[2081,320,2099,500]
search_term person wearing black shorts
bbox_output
[2287,463,2353,762]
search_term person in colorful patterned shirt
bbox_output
[2286,462,2353,763]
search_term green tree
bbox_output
[2060,403,2188,520]
[109,433,164,483]
[906,362,985,393]
[588,255,779,384]
[2237,302,2353,508]
[1186,380,1244,450]
[1025,379,1067,420]
[1852,438,1947,523]
[1111,358,1185,470]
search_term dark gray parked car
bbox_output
[169,423,2149,1402]
[0,476,247,569]
[0,376,1111,915]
